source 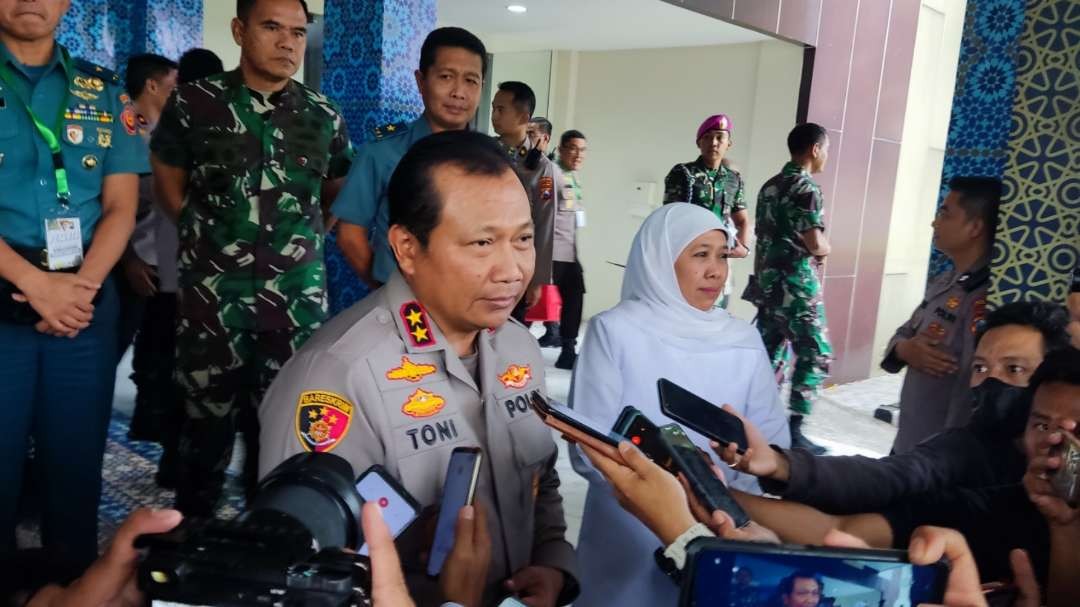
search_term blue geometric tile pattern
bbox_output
[931,0,1024,279]
[323,0,437,314]
[57,0,202,73]
[991,0,1079,304]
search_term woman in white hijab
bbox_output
[568,203,790,607]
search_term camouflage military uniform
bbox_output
[151,69,353,514]
[662,158,746,225]
[749,162,832,415]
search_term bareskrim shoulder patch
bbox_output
[294,390,353,453]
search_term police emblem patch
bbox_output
[386,356,437,383]
[539,176,554,202]
[401,388,446,418]
[971,298,987,335]
[294,390,353,453]
[400,301,436,348]
[121,105,137,135]
[498,364,532,389]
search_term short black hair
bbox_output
[177,48,224,84]
[977,301,1072,353]
[388,131,517,248]
[560,129,587,147]
[419,27,488,78]
[124,54,177,99]
[779,571,824,596]
[497,81,536,118]
[237,0,311,23]
[530,117,553,136]
[1029,348,1080,394]
[947,176,1002,238]
[787,122,828,156]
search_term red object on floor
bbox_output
[525,284,562,322]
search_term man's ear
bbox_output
[231,17,244,47]
[388,224,419,277]
[414,69,425,96]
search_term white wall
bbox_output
[201,0,325,81]
[478,51,553,136]
[870,0,967,372]
[552,41,803,320]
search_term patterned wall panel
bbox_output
[930,0,1025,279]
[58,0,202,72]
[323,0,436,315]
[991,0,1079,304]
[144,0,204,62]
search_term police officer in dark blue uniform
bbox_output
[0,0,144,572]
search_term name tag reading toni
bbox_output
[45,217,83,270]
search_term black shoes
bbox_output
[554,345,577,370]
[789,414,827,454]
[538,322,561,348]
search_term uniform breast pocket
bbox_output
[60,124,107,201]
[507,417,557,474]
[279,151,328,217]
[190,132,256,212]
[0,117,19,184]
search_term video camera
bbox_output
[135,453,371,607]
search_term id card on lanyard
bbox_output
[0,49,83,269]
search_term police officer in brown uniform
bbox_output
[491,81,560,323]
[259,131,578,606]
[883,177,1000,453]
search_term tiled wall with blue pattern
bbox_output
[58,0,202,73]
[934,0,1077,303]
[323,0,437,315]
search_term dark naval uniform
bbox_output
[259,270,580,605]
[0,43,145,569]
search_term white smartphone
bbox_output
[355,465,421,556]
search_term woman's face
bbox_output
[674,230,729,311]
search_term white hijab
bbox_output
[618,203,760,348]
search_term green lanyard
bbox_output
[0,49,72,206]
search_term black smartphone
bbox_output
[612,406,673,471]
[530,392,625,461]
[658,423,749,528]
[354,465,421,556]
[658,378,748,453]
[427,447,483,577]
[679,538,949,607]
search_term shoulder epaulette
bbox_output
[372,121,407,141]
[960,265,992,292]
[72,57,120,84]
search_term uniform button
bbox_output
[39,179,47,186]
[376,311,391,324]
[264,224,273,232]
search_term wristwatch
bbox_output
[653,522,715,583]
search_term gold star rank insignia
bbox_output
[400,301,436,348]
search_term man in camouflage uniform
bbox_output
[150,0,353,515]
[747,123,833,454]
[664,114,751,308]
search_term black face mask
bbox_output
[968,378,1033,438]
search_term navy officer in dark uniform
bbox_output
[0,0,144,573]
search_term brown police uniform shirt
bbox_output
[258,270,578,605]
[882,259,990,453]
[496,135,560,286]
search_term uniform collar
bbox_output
[782,161,810,177]
[955,257,991,292]
[0,39,68,81]
[223,68,301,109]
[495,134,533,162]
[692,156,725,175]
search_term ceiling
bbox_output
[436,0,771,53]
